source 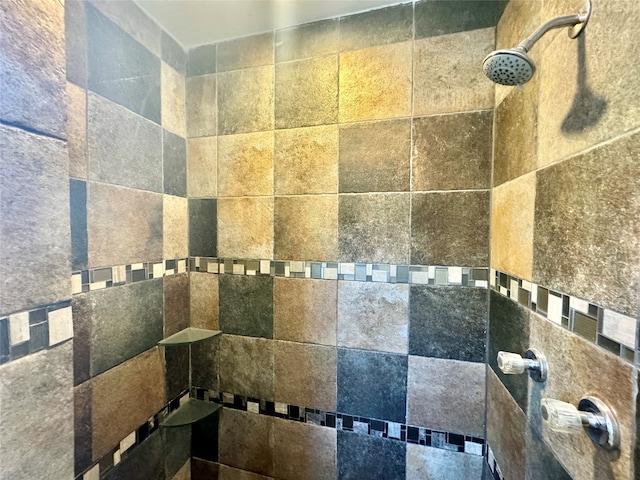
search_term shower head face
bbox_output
[482,49,536,86]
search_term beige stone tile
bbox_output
[275,55,338,129]
[274,341,337,411]
[217,32,274,72]
[219,335,274,400]
[337,282,409,354]
[339,42,412,123]
[186,74,216,138]
[538,2,640,166]
[164,273,190,337]
[274,277,337,346]
[274,125,338,195]
[217,197,274,259]
[162,62,186,138]
[163,195,188,259]
[92,348,166,460]
[218,66,274,135]
[273,418,337,480]
[528,312,635,480]
[218,131,273,197]
[407,356,485,437]
[67,82,87,179]
[490,173,535,280]
[414,28,495,116]
[274,195,338,261]
[219,409,274,476]
[190,272,219,330]
[187,136,217,198]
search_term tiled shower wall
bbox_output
[183,2,506,479]
[487,1,640,479]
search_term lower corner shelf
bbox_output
[161,398,222,428]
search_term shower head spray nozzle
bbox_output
[482,0,591,86]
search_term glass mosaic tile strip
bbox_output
[491,269,639,365]
[486,445,505,480]
[200,387,485,457]
[0,301,72,365]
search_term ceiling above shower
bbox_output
[135,0,408,49]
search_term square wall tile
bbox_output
[274,277,337,346]
[164,273,190,337]
[164,195,188,259]
[339,119,411,193]
[406,444,484,480]
[218,131,274,197]
[103,430,164,480]
[275,19,339,63]
[337,431,405,480]
[339,3,413,51]
[413,28,495,116]
[163,132,188,199]
[407,356,485,437]
[274,418,337,480]
[411,191,490,267]
[89,279,164,376]
[218,66,274,135]
[338,193,410,264]
[88,182,163,267]
[339,42,412,123]
[274,125,338,195]
[191,335,220,392]
[187,136,217,198]
[0,344,74,479]
[338,282,409,354]
[217,32,273,72]
[86,3,160,123]
[0,0,66,137]
[415,0,507,39]
[533,132,640,316]
[275,55,338,129]
[217,197,274,259]
[337,348,407,423]
[163,425,191,480]
[67,82,87,178]
[219,408,274,477]
[91,348,166,461]
[161,31,186,74]
[161,62,187,138]
[187,44,216,77]
[70,178,88,270]
[491,173,535,280]
[189,198,217,257]
[0,126,70,314]
[275,341,337,411]
[219,334,274,399]
[274,195,338,261]
[219,275,274,339]
[87,92,162,192]
[409,286,486,362]
[190,272,219,331]
[412,111,492,191]
[186,74,216,138]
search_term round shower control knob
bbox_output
[541,399,584,433]
[497,351,527,374]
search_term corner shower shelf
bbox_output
[158,327,221,346]
[161,398,222,428]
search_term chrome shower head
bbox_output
[482,48,535,86]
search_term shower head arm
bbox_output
[517,12,589,53]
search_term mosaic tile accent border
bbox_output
[191,257,490,288]
[0,301,73,364]
[491,269,638,365]
[486,445,505,480]
[194,387,485,457]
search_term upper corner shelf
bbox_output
[158,327,222,347]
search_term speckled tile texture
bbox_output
[219,275,274,339]
[217,32,273,72]
[163,273,190,337]
[337,431,406,480]
[162,129,187,197]
[218,131,274,197]
[275,19,339,63]
[188,198,217,257]
[161,62,186,138]
[406,444,484,480]
[103,430,164,480]
[187,43,216,77]
[339,3,413,51]
[187,136,217,198]
[217,197,274,259]
[339,119,411,193]
[163,195,188,259]
[415,0,507,39]
[186,74,217,138]
[67,82,87,178]
[190,272,219,330]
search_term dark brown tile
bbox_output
[412,111,492,191]
[339,119,411,193]
[274,341,337,411]
[217,32,273,72]
[533,131,640,316]
[275,55,338,129]
[274,196,338,261]
[339,3,413,51]
[407,356,485,437]
[219,408,274,476]
[276,19,339,62]
[338,193,410,264]
[0,126,70,314]
[164,273,190,337]
[219,334,274,400]
[411,191,490,266]
[0,0,66,137]
[218,66,274,135]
